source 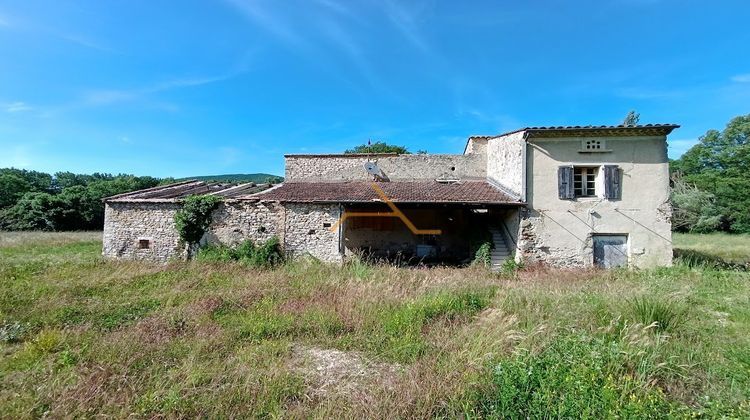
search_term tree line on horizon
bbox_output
[0,170,164,231]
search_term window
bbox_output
[581,139,607,152]
[574,167,598,197]
[137,239,151,249]
[559,165,621,200]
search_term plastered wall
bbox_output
[518,136,672,268]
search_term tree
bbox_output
[0,168,53,193]
[0,192,57,230]
[0,174,32,208]
[622,110,640,126]
[671,174,722,233]
[0,169,162,231]
[670,114,750,233]
[344,141,410,154]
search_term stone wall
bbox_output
[486,131,525,199]
[205,201,284,247]
[464,137,489,155]
[103,202,184,261]
[103,200,288,262]
[283,203,342,262]
[285,153,486,182]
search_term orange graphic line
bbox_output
[328,182,442,235]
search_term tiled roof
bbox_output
[105,180,272,202]
[246,181,522,205]
[468,124,680,139]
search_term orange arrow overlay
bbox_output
[329,182,442,235]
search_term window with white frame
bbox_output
[573,167,598,197]
[559,165,621,200]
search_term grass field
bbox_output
[1,232,749,418]
[673,232,750,264]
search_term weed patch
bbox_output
[472,334,689,418]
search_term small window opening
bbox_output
[257,226,266,233]
[308,229,316,235]
[138,239,151,249]
[574,167,598,197]
[582,139,605,151]
[450,166,455,171]
[323,222,331,228]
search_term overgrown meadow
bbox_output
[1,232,749,418]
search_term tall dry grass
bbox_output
[0,232,748,417]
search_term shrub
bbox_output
[174,195,223,250]
[629,297,687,333]
[671,174,723,233]
[196,238,284,268]
[500,258,523,275]
[472,242,492,268]
[194,243,234,262]
[252,237,283,267]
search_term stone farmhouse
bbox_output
[103,124,679,269]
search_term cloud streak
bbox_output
[731,73,750,83]
[82,72,247,106]
[223,0,308,48]
[4,102,33,112]
[382,0,430,53]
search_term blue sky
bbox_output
[1,0,749,178]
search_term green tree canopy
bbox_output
[671,114,750,232]
[0,169,161,231]
[344,141,410,154]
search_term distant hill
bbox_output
[178,173,284,184]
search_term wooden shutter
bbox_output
[603,165,621,200]
[558,166,574,200]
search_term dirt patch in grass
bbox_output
[290,345,402,398]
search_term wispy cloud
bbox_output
[382,0,430,53]
[82,72,245,106]
[0,9,113,52]
[223,0,308,48]
[4,101,33,112]
[59,34,114,53]
[731,73,750,83]
[222,0,434,94]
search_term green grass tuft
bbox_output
[628,296,687,333]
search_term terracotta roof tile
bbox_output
[247,181,522,205]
